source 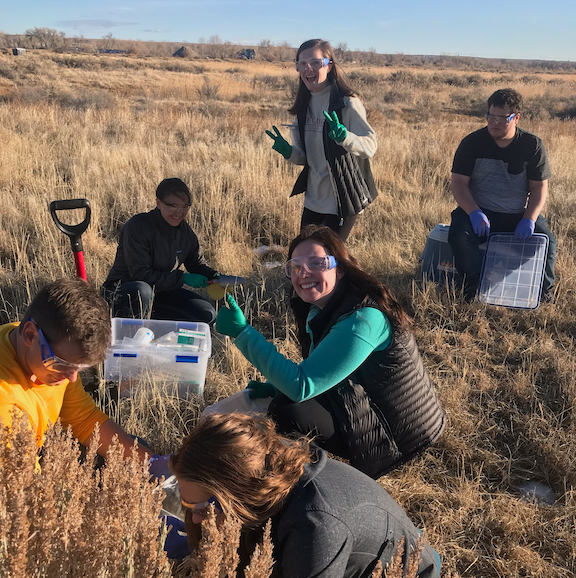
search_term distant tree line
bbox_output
[0,29,574,73]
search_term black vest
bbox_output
[294,282,445,478]
[290,82,378,219]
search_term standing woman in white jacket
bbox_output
[267,38,378,241]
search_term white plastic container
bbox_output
[104,318,211,398]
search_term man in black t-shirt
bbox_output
[448,88,556,300]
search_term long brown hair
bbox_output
[288,225,412,332]
[288,39,356,116]
[170,413,313,529]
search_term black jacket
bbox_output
[294,281,445,479]
[104,208,217,293]
[291,82,378,219]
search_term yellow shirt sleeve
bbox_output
[58,377,109,444]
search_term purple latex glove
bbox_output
[149,454,173,480]
[162,515,190,560]
[515,218,535,240]
[469,209,491,237]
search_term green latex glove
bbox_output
[265,126,292,159]
[323,111,348,143]
[183,273,209,288]
[246,380,277,400]
[215,294,248,338]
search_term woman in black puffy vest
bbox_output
[215,225,445,479]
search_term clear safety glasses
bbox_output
[284,255,338,278]
[161,199,191,214]
[180,495,223,519]
[485,112,516,124]
[28,317,91,373]
[294,57,331,71]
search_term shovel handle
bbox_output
[49,199,91,252]
[50,198,91,281]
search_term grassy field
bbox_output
[1,50,576,577]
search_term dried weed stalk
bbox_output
[178,508,273,578]
[0,413,171,578]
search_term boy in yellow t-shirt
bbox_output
[0,278,151,461]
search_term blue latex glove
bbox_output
[323,111,348,143]
[469,209,491,237]
[148,454,173,480]
[265,126,293,159]
[247,380,277,400]
[515,218,535,240]
[183,273,209,288]
[215,294,248,338]
[162,515,190,560]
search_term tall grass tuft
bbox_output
[0,414,171,578]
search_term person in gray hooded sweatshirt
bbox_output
[171,412,441,578]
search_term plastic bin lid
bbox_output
[478,233,548,309]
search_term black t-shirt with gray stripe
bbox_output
[452,127,550,214]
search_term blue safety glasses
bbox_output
[28,317,91,373]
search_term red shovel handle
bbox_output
[49,199,91,281]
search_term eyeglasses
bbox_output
[295,57,331,71]
[28,317,91,374]
[485,112,516,124]
[161,199,191,213]
[181,495,223,518]
[284,255,338,278]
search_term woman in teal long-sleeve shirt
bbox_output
[216,226,445,478]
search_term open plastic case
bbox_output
[478,233,548,309]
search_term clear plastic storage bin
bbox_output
[104,318,211,398]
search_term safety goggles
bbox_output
[295,57,331,71]
[28,317,91,373]
[485,112,516,124]
[180,495,223,518]
[160,199,191,214]
[284,255,338,278]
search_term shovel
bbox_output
[49,198,91,281]
[207,275,246,300]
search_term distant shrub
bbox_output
[196,77,220,101]
[0,62,16,80]
[450,91,489,117]
[382,88,414,105]
[50,55,100,70]
[54,88,117,110]
[387,70,431,89]
[252,74,294,93]
[347,71,381,86]
[558,97,576,119]
[164,61,189,73]
[438,73,486,87]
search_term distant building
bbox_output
[98,49,127,55]
[173,46,191,58]
[12,48,26,56]
[237,48,255,60]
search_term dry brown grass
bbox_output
[1,50,576,577]
[0,413,171,577]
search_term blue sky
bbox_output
[2,0,575,61]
